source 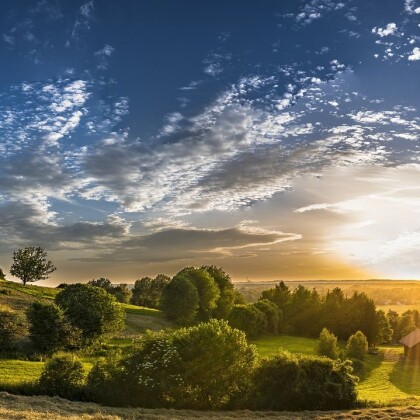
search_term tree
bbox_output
[96,320,257,409]
[26,302,77,354]
[228,304,267,338]
[253,299,282,334]
[374,310,393,345]
[10,247,56,285]
[0,307,27,350]
[131,274,169,308]
[0,267,5,279]
[346,330,368,360]
[88,278,113,292]
[160,276,199,325]
[251,351,357,410]
[201,265,235,319]
[55,284,125,346]
[174,267,220,321]
[112,283,131,304]
[38,353,84,399]
[317,327,339,359]
[261,281,291,318]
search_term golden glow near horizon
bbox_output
[7,163,417,286]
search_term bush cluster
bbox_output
[30,320,358,411]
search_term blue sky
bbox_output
[1,0,420,283]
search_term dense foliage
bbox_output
[130,274,170,308]
[26,302,79,354]
[317,327,340,360]
[88,320,257,409]
[10,247,56,285]
[346,331,368,361]
[55,284,125,346]
[261,282,380,344]
[0,307,27,350]
[38,353,85,399]
[251,351,358,410]
[88,278,131,303]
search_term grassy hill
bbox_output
[0,279,171,336]
[0,279,57,311]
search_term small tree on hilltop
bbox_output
[10,247,56,285]
[317,327,339,359]
[346,330,368,361]
[0,267,6,280]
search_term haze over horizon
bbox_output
[1,0,420,284]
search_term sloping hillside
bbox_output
[0,280,57,311]
[0,280,171,335]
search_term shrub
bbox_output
[89,320,257,409]
[252,351,358,410]
[228,304,267,338]
[317,327,340,359]
[86,350,124,403]
[26,302,71,354]
[346,330,368,361]
[0,307,27,350]
[38,353,85,399]
[55,284,125,346]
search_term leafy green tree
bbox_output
[161,276,199,325]
[0,307,27,350]
[201,265,235,319]
[96,320,257,409]
[374,310,393,345]
[253,299,282,334]
[251,351,357,410]
[131,274,170,308]
[0,267,5,279]
[228,304,267,338]
[112,283,131,303]
[346,330,368,360]
[261,281,291,318]
[171,319,257,409]
[26,302,77,354]
[38,353,84,398]
[10,247,56,285]
[55,284,125,346]
[174,267,220,321]
[88,277,113,292]
[317,327,339,359]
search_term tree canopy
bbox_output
[10,247,56,285]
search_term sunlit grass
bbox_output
[251,334,317,357]
[0,359,44,386]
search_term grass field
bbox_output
[1,392,420,419]
[250,335,317,357]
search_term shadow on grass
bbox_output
[390,359,420,396]
[356,351,384,382]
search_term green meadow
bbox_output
[1,278,420,407]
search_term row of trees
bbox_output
[259,282,389,345]
[35,320,358,411]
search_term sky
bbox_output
[0,0,420,285]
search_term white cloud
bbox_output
[372,23,398,37]
[408,47,420,60]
